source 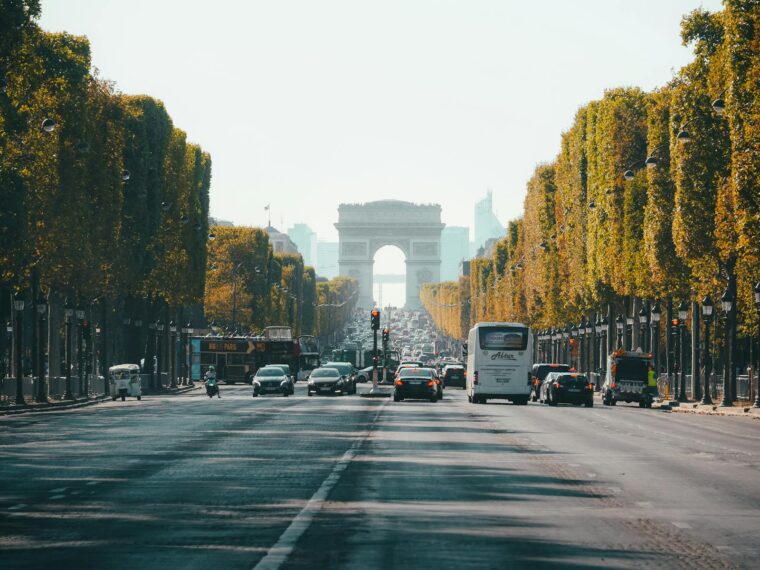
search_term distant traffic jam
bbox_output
[176,306,658,412]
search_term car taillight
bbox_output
[463,370,467,377]
[587,383,594,390]
[533,377,539,385]
[436,379,441,384]
[473,371,479,385]
[394,379,403,386]
[553,382,560,389]
[611,383,616,389]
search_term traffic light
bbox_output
[370,308,380,330]
[462,342,468,360]
[382,328,389,343]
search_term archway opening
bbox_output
[373,245,406,310]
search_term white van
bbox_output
[466,322,533,405]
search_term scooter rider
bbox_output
[205,365,220,398]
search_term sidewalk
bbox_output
[656,399,760,420]
[0,384,199,416]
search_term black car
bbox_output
[540,372,594,407]
[252,367,292,397]
[322,362,357,394]
[530,363,571,401]
[308,367,352,396]
[393,368,438,402]
[442,365,466,389]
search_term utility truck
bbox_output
[601,349,656,408]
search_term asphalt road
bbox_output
[1,384,758,569]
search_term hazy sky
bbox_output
[40,0,721,244]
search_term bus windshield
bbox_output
[479,326,528,351]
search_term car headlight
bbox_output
[253,380,260,386]
[280,379,288,386]
[308,378,315,385]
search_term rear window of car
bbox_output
[399,368,434,378]
[311,368,340,378]
[324,363,351,374]
[257,368,283,377]
[557,374,587,383]
[479,326,528,351]
[445,368,463,375]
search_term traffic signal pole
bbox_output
[362,307,390,398]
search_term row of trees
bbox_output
[423,4,758,353]
[204,226,358,340]
[1,3,211,377]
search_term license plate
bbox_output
[568,388,580,392]
[495,378,510,384]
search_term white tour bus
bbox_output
[466,322,533,405]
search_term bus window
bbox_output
[479,327,528,351]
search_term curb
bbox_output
[669,403,760,420]
[0,395,109,416]
[0,384,201,416]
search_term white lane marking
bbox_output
[50,487,67,493]
[8,504,26,511]
[673,521,692,529]
[252,401,387,570]
[50,494,65,500]
[585,472,597,479]
[636,501,653,508]
[608,487,622,494]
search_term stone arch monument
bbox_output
[335,200,444,309]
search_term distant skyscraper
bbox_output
[474,190,504,251]
[287,223,317,266]
[441,226,470,281]
[316,241,339,279]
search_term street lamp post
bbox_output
[147,321,156,391]
[63,300,74,400]
[720,287,733,407]
[571,324,579,369]
[678,300,688,402]
[701,296,714,405]
[182,322,194,386]
[169,321,177,389]
[651,302,661,376]
[638,306,648,351]
[13,292,25,405]
[615,314,624,349]
[76,305,85,397]
[35,293,47,403]
[600,317,609,375]
[156,320,164,390]
[753,283,760,408]
[5,321,12,379]
[563,327,570,364]
[585,320,593,376]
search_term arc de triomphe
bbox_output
[335,200,444,309]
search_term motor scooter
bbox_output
[206,377,219,398]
